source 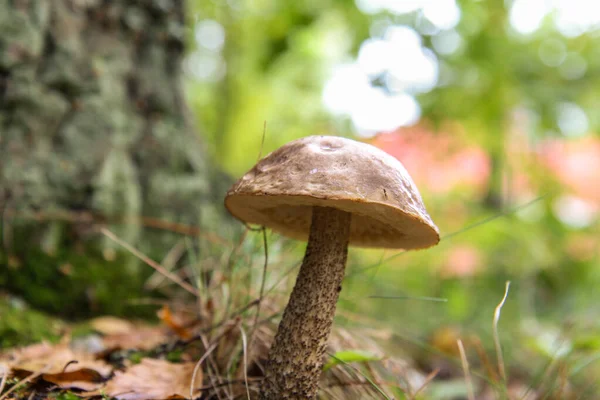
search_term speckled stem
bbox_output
[260,206,351,400]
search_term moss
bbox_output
[0,224,163,319]
[0,296,64,348]
[0,250,160,320]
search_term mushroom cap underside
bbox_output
[225,135,440,249]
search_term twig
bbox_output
[100,227,198,297]
[457,339,476,400]
[493,281,511,382]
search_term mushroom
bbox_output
[225,135,439,399]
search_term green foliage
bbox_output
[186,0,370,174]
[423,0,600,139]
[323,350,382,371]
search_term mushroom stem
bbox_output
[260,206,351,400]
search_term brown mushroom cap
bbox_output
[225,135,439,249]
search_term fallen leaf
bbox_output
[90,316,136,335]
[4,342,112,376]
[157,306,193,340]
[1,342,112,390]
[102,326,168,351]
[102,358,203,400]
[87,315,171,352]
[43,368,105,391]
[0,361,9,377]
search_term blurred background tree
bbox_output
[0,0,230,317]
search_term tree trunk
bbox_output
[0,0,228,317]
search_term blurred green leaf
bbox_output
[323,350,382,371]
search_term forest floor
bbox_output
[0,289,587,400]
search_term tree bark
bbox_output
[0,0,228,317]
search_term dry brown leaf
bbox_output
[0,361,9,377]
[102,326,168,351]
[0,342,112,390]
[3,342,112,376]
[42,368,105,391]
[102,358,203,400]
[90,316,136,335]
[88,315,170,352]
